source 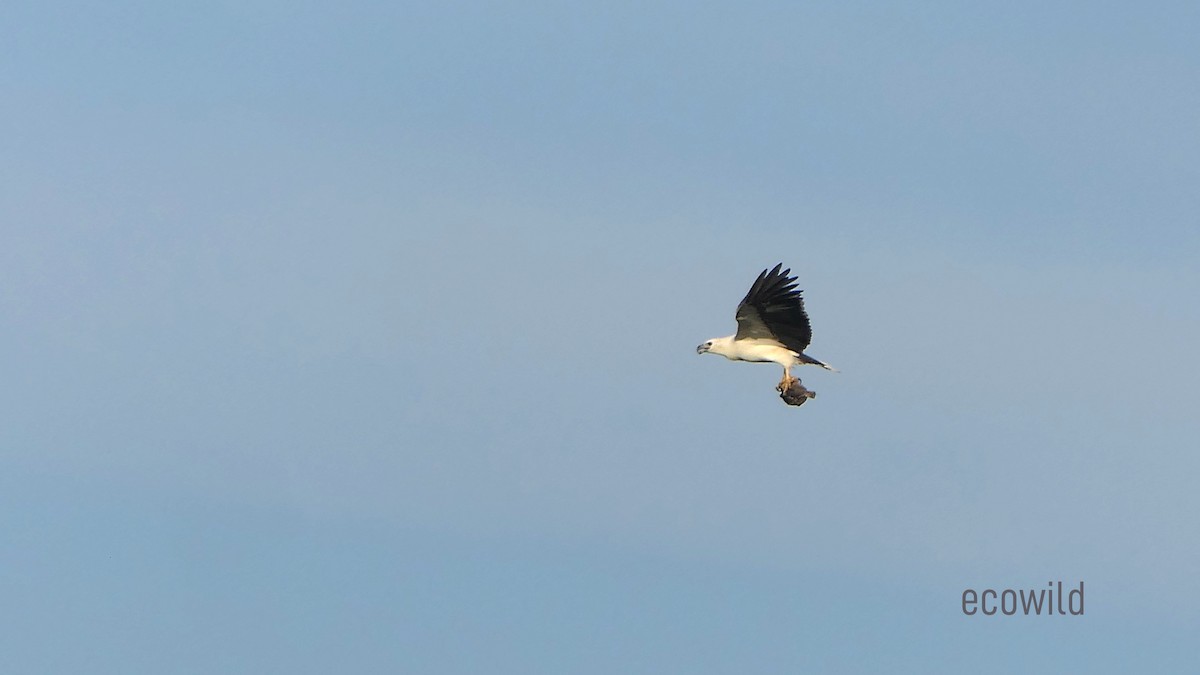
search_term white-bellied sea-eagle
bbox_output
[697,263,835,393]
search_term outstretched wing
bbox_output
[734,263,813,352]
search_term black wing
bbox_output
[734,263,813,352]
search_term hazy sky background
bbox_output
[3,1,1199,672]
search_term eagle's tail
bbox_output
[800,353,838,372]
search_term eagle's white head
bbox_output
[696,336,736,358]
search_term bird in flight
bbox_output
[696,263,835,395]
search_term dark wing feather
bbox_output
[734,263,813,352]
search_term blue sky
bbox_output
[3,1,1199,672]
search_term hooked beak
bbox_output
[696,343,709,354]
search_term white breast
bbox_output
[725,339,799,367]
